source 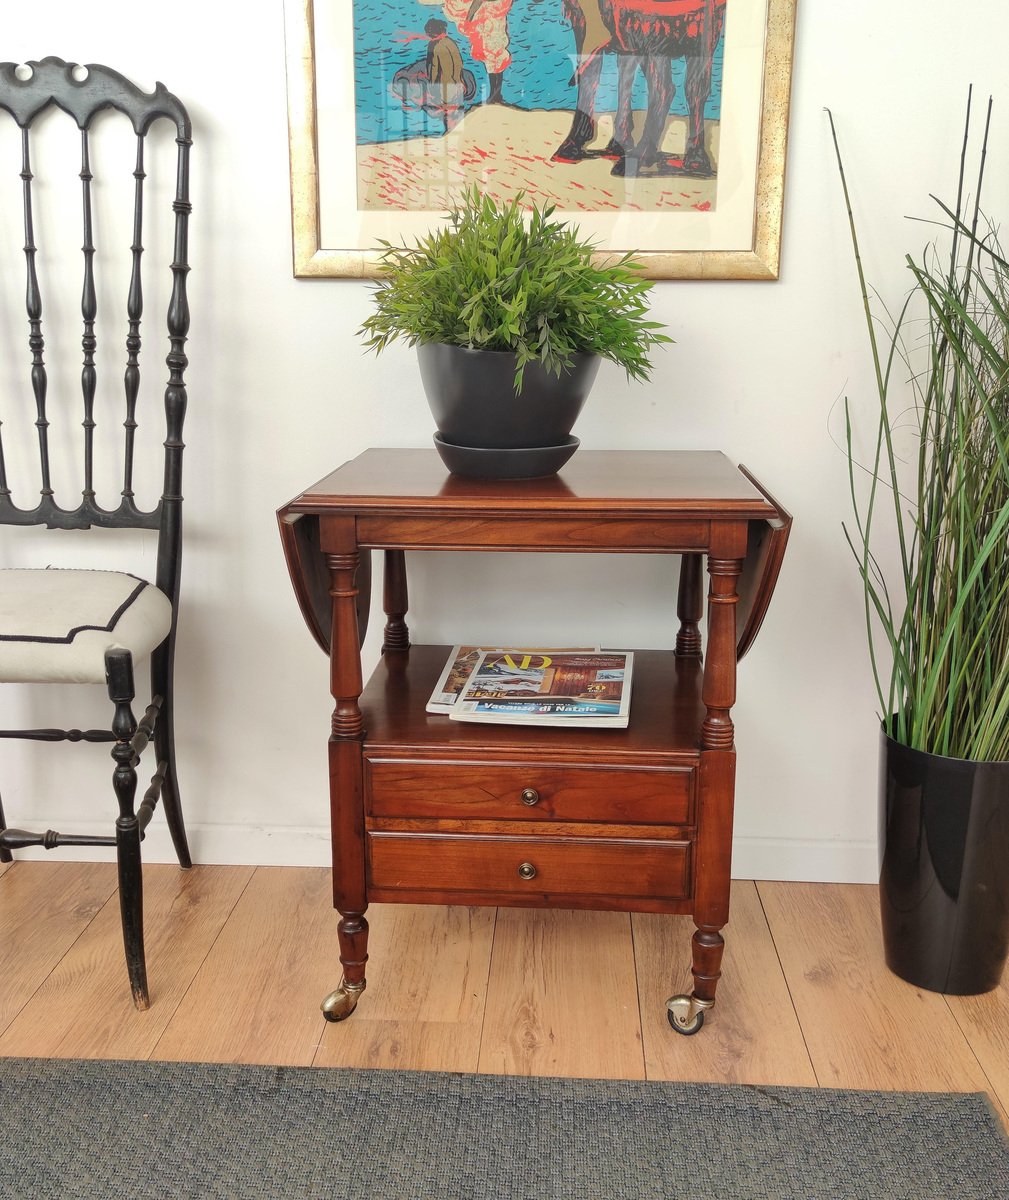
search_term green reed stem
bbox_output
[829,94,1009,762]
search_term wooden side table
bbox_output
[279,449,790,1034]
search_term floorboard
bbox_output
[0,865,252,1060]
[477,907,645,1079]
[758,882,995,1096]
[634,881,817,1086]
[152,867,337,1067]
[946,982,1009,1122]
[1,862,1006,1131]
[0,861,117,1033]
[313,903,495,1073]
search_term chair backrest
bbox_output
[0,56,192,603]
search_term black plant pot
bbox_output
[417,343,600,479]
[879,726,1009,994]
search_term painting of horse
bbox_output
[350,0,726,212]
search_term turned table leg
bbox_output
[675,553,703,657]
[668,533,744,1035]
[321,527,370,1022]
[383,549,410,652]
[322,911,370,1022]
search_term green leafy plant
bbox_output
[359,186,670,390]
[831,94,1009,761]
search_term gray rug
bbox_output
[0,1058,1006,1199]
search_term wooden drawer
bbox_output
[366,759,693,825]
[367,832,691,901]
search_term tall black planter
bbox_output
[418,343,600,479]
[879,727,1009,994]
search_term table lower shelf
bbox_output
[360,644,706,761]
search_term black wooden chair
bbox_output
[0,58,194,1009]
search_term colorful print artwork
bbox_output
[353,0,726,214]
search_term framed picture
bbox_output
[285,0,797,279]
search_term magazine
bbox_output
[448,650,633,728]
[426,645,486,713]
[426,645,597,714]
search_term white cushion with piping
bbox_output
[0,569,173,684]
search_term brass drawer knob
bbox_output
[520,788,540,807]
[517,861,537,881]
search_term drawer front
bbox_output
[366,759,693,825]
[368,833,691,901]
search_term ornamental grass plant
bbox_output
[831,93,1009,762]
[359,186,670,390]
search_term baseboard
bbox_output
[6,821,332,868]
[730,836,877,885]
[6,822,879,884]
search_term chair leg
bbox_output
[151,642,191,869]
[116,810,148,1010]
[0,787,12,864]
[156,704,191,869]
[106,648,149,1010]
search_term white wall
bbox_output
[2,2,1007,881]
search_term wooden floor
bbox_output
[1,860,1007,1128]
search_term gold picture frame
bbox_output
[285,0,797,280]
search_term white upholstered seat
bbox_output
[0,569,173,684]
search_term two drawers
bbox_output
[365,758,695,906]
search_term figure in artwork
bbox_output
[440,0,515,104]
[426,18,465,97]
[391,18,477,131]
[353,0,726,213]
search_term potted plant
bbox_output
[359,186,670,479]
[831,94,1009,994]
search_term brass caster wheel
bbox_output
[321,978,366,1022]
[666,993,712,1036]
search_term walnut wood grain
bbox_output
[291,449,778,521]
[366,758,694,825]
[276,450,790,1025]
[325,519,368,977]
[367,832,691,902]
[365,886,695,915]
[277,512,371,655]
[701,554,743,751]
[735,466,793,661]
[361,645,706,761]
[382,549,410,652]
[357,515,709,553]
[675,553,704,657]
[367,817,692,840]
